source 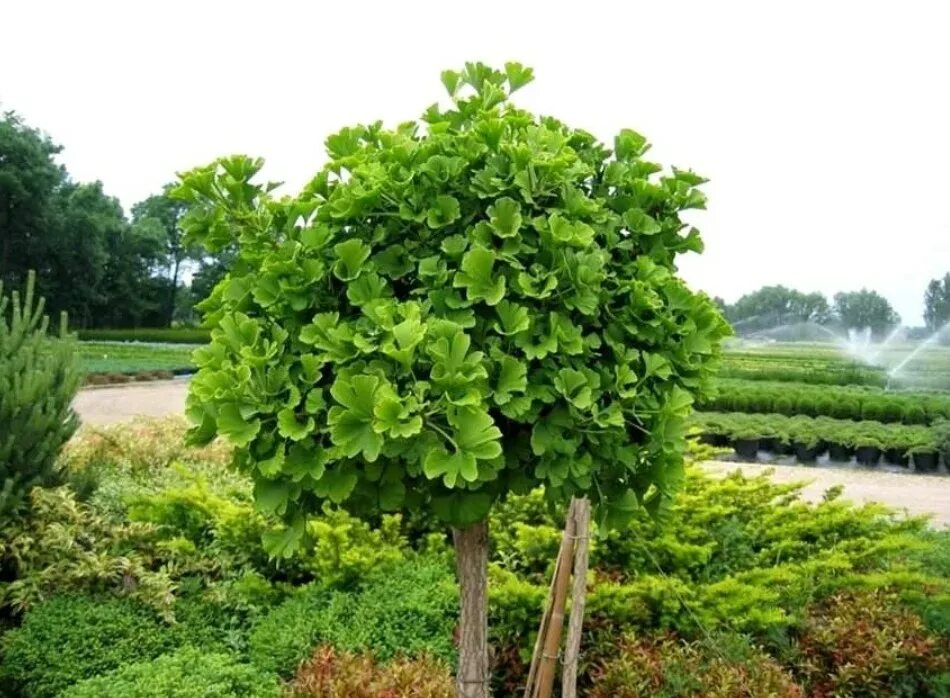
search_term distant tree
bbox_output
[131,186,195,327]
[1,111,172,328]
[0,112,65,290]
[832,289,900,336]
[923,274,950,331]
[727,285,829,332]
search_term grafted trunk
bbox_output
[453,520,490,698]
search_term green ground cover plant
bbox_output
[78,341,196,375]
[2,420,947,696]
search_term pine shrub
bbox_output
[0,270,81,516]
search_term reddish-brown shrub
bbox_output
[794,591,948,697]
[588,633,802,698]
[288,645,454,698]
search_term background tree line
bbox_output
[719,281,949,338]
[2,109,948,334]
[0,111,230,329]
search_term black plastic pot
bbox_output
[734,438,759,461]
[758,437,777,452]
[792,442,819,464]
[773,440,794,456]
[912,451,939,473]
[828,444,854,462]
[855,446,882,466]
[884,448,909,467]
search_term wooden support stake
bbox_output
[531,501,577,698]
[560,497,591,698]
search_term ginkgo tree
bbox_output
[174,62,730,698]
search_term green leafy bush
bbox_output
[0,270,80,517]
[174,61,729,542]
[0,595,173,698]
[792,591,949,697]
[288,645,453,698]
[0,487,175,615]
[587,634,802,698]
[249,555,457,676]
[60,646,279,698]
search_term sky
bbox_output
[2,0,948,324]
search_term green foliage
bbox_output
[485,465,946,664]
[60,646,279,698]
[0,487,175,615]
[248,555,457,676]
[587,634,802,698]
[0,595,173,698]
[700,378,950,425]
[690,411,939,460]
[792,591,949,697]
[78,340,196,374]
[724,284,829,333]
[287,646,454,698]
[174,62,729,536]
[77,327,212,343]
[833,289,901,337]
[719,349,888,387]
[0,271,80,517]
[923,273,950,332]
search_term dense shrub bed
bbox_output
[702,378,950,425]
[692,411,949,468]
[1,419,947,696]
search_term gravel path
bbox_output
[73,378,190,426]
[73,380,950,527]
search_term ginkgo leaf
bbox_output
[454,246,506,306]
[624,208,662,235]
[426,195,461,229]
[487,197,522,238]
[493,300,531,335]
[327,375,384,461]
[554,368,593,409]
[504,62,535,92]
[346,272,388,306]
[217,403,260,447]
[333,239,372,280]
[493,354,527,405]
[277,408,314,441]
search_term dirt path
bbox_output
[73,379,190,426]
[73,380,950,527]
[702,461,949,528]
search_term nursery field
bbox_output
[0,418,947,697]
[693,340,950,474]
[78,342,197,379]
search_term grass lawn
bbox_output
[78,341,198,374]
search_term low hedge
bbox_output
[703,379,950,425]
[691,412,941,462]
[77,328,211,344]
[60,647,279,698]
[0,596,174,698]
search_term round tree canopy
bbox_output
[175,62,730,556]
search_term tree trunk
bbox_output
[168,257,181,327]
[453,520,490,698]
[561,497,591,698]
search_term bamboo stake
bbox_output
[523,499,575,697]
[560,497,591,698]
[532,502,577,698]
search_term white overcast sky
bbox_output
[2,0,947,324]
